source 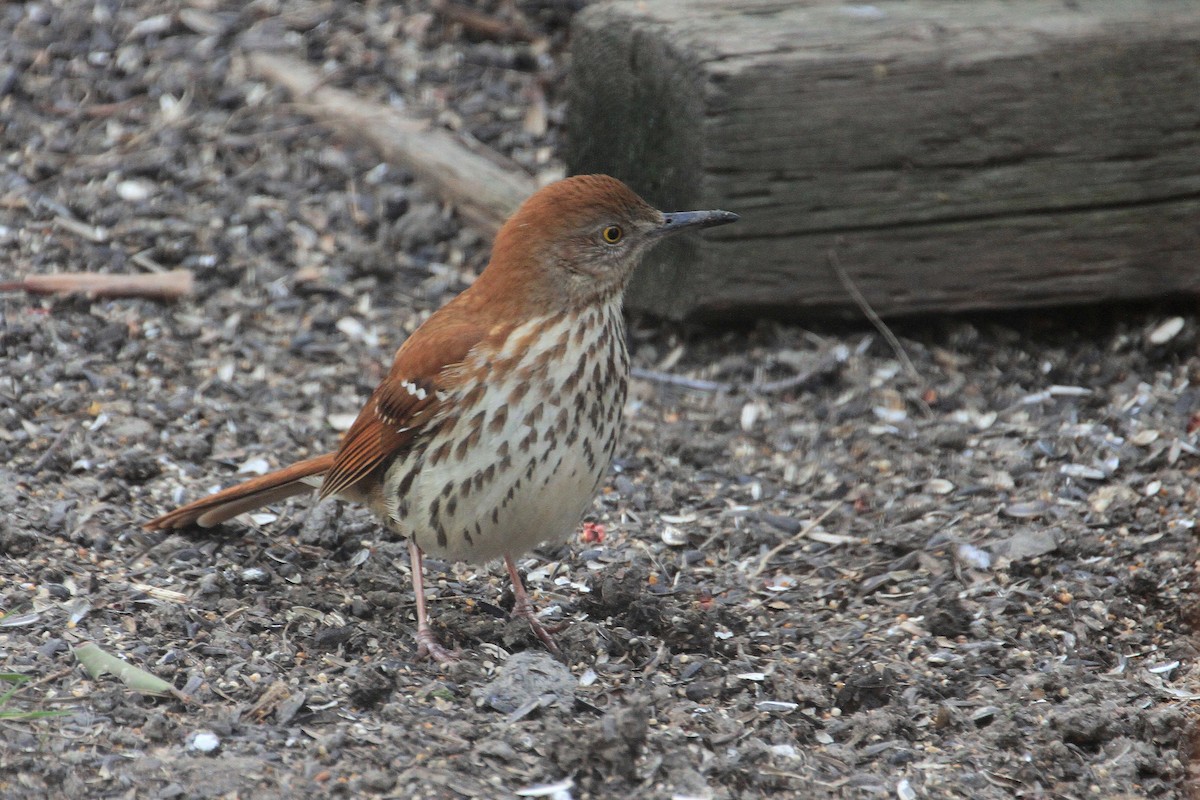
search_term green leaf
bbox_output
[73,643,173,695]
[0,673,68,720]
[0,673,31,706]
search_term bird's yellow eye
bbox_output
[601,225,623,244]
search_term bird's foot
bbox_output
[415,625,459,664]
[510,596,564,658]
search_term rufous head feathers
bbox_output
[478,175,738,310]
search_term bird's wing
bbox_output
[319,315,489,500]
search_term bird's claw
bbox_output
[415,627,460,664]
[510,601,564,658]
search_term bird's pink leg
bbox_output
[505,553,563,657]
[409,539,458,664]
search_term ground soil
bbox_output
[2,2,1198,799]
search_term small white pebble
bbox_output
[661,525,688,547]
[364,163,390,185]
[764,574,797,592]
[1147,660,1180,675]
[116,179,154,202]
[238,457,271,476]
[158,93,185,123]
[187,730,220,753]
[336,316,379,347]
[1060,463,1106,481]
[326,413,358,432]
[956,543,992,571]
[1147,317,1185,345]
[872,406,908,423]
[514,778,574,799]
[740,401,762,431]
[974,411,997,430]
[1130,429,1159,446]
[240,567,269,584]
[735,672,767,682]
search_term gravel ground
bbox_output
[1,2,1198,798]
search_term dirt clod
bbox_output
[473,651,574,715]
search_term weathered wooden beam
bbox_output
[568,0,1200,320]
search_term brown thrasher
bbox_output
[144,175,738,662]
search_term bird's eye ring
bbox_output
[601,225,623,244]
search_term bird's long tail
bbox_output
[143,453,336,530]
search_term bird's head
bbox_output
[482,175,738,310]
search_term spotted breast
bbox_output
[381,299,629,563]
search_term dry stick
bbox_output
[131,250,169,274]
[30,420,77,473]
[433,0,536,42]
[752,353,845,394]
[5,667,74,698]
[0,270,194,301]
[54,216,108,243]
[629,367,726,393]
[246,52,537,234]
[748,500,841,580]
[827,244,933,418]
[631,352,843,396]
[826,244,922,382]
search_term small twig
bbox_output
[54,216,108,243]
[27,194,73,219]
[631,352,843,396]
[630,367,726,393]
[827,244,922,382]
[6,667,74,697]
[748,501,841,580]
[131,250,169,274]
[751,353,845,394]
[433,0,535,42]
[1,270,194,301]
[30,420,77,473]
[246,52,536,233]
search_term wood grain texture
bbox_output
[568,0,1200,319]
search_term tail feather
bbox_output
[144,453,337,530]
